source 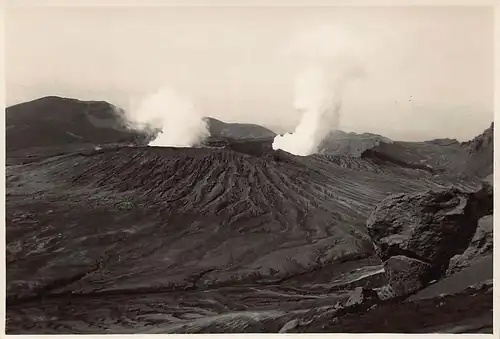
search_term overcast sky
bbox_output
[5,5,493,141]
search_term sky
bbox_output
[5,5,494,141]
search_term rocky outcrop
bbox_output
[383,256,432,296]
[345,287,380,307]
[462,122,493,153]
[446,215,493,275]
[462,123,493,178]
[366,185,493,295]
[409,256,493,301]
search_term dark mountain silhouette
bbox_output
[5,96,494,334]
[6,96,146,151]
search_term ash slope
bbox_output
[7,133,487,300]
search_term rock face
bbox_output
[409,255,493,302]
[462,123,493,178]
[366,185,493,295]
[447,215,493,275]
[383,256,432,296]
[345,287,380,307]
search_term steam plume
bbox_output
[124,87,209,147]
[272,25,364,155]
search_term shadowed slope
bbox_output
[6,96,145,151]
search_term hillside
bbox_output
[6,96,147,151]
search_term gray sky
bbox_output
[5,5,493,141]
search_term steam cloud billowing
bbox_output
[124,88,209,147]
[272,25,364,155]
[124,26,363,151]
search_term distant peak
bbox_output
[11,96,114,108]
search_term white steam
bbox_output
[124,87,209,147]
[272,25,364,155]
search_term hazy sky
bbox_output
[5,6,493,141]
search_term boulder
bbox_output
[447,215,493,275]
[367,185,492,281]
[374,284,395,300]
[383,255,432,296]
[345,287,380,307]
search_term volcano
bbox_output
[5,97,494,334]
